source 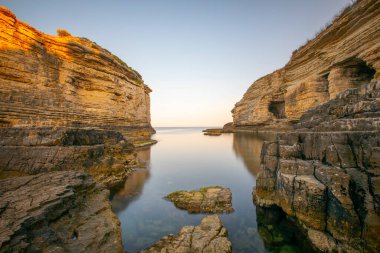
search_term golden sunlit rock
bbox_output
[0,7,153,132]
[232,0,380,129]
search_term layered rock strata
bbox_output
[0,7,155,183]
[140,215,232,253]
[232,0,380,129]
[166,186,234,214]
[0,126,143,187]
[0,7,152,133]
[254,81,380,252]
[0,171,122,253]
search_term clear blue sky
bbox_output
[1,0,351,127]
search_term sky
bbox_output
[1,0,351,127]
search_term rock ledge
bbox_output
[0,171,122,253]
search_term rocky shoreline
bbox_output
[0,7,155,252]
[1,0,380,252]
[225,0,380,252]
[253,81,380,252]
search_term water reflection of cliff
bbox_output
[111,147,151,213]
[232,132,276,177]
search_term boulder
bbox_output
[166,186,234,214]
[140,215,232,253]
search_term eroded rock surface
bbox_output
[232,0,380,129]
[0,126,149,188]
[0,171,122,253]
[166,186,234,213]
[0,7,155,183]
[140,215,232,253]
[0,7,153,132]
[254,81,380,252]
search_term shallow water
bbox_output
[111,128,304,253]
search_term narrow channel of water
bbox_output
[111,128,306,253]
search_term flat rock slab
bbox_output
[204,132,222,136]
[0,171,122,253]
[140,215,232,253]
[166,186,234,213]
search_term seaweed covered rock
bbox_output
[166,186,233,213]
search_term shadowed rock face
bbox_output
[0,7,155,183]
[232,0,380,129]
[254,81,380,252]
[256,206,316,253]
[139,215,232,253]
[0,126,149,188]
[166,186,234,214]
[0,171,122,253]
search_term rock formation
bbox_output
[166,186,234,214]
[202,129,223,136]
[254,80,380,252]
[139,215,232,253]
[229,2,380,250]
[256,206,316,252]
[232,0,380,129]
[0,7,155,184]
[0,171,122,253]
[0,7,152,133]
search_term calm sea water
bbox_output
[111,128,305,253]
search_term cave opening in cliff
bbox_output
[269,101,286,119]
[349,60,376,84]
[337,59,375,86]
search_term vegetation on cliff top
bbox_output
[292,0,357,56]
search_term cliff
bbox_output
[236,1,380,251]
[0,7,155,184]
[232,0,380,129]
[254,80,380,252]
[0,7,152,135]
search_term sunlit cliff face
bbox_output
[0,6,152,128]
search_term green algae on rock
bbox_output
[166,186,234,213]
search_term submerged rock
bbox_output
[166,186,234,213]
[0,171,122,253]
[140,215,232,253]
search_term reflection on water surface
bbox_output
[111,128,306,253]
